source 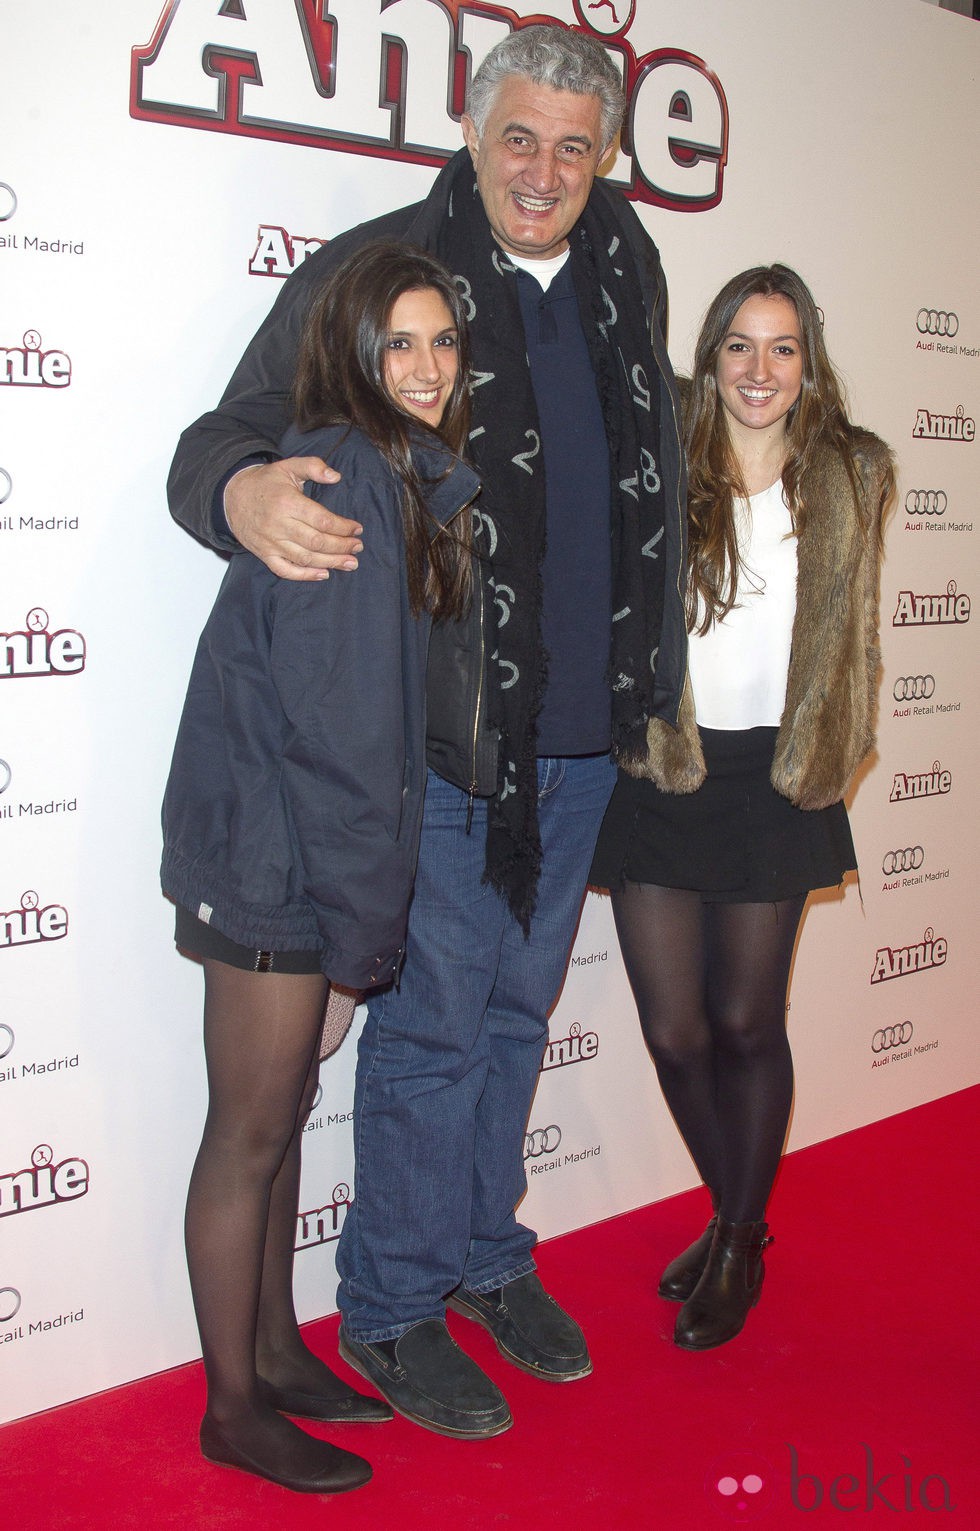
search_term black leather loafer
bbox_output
[338,1318,512,1438]
[448,1272,592,1381]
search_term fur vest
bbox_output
[622,423,894,810]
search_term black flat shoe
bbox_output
[658,1216,717,1302]
[199,1413,372,1494]
[258,1374,393,1424]
[674,1217,772,1351]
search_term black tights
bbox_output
[612,883,805,1224]
[184,960,344,1466]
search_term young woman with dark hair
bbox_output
[161,242,477,1492]
[593,264,894,1351]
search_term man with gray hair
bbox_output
[169,23,687,1439]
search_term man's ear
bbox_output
[461,114,480,167]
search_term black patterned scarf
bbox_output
[411,150,667,928]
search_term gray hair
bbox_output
[466,25,625,155]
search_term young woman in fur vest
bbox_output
[592,264,894,1350]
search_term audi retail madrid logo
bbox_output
[0,1286,22,1323]
[893,675,935,702]
[524,1125,562,1159]
[872,1023,913,1053]
[905,490,947,517]
[881,847,924,876]
[916,309,959,337]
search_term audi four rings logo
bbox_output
[893,675,935,702]
[916,310,959,337]
[872,1023,914,1053]
[0,1286,22,1323]
[524,1125,562,1159]
[882,847,925,875]
[905,490,947,516]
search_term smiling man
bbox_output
[461,74,604,260]
[168,25,688,1442]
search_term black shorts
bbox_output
[591,727,856,903]
[174,904,322,974]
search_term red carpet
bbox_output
[4,1086,976,1528]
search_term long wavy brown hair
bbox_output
[685,264,862,634]
[292,241,473,620]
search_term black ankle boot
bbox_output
[658,1216,717,1302]
[673,1217,772,1350]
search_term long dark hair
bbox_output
[685,263,862,633]
[292,241,472,620]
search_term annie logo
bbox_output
[131,1,730,212]
[1,608,86,679]
[889,761,951,803]
[0,889,69,950]
[892,582,970,626]
[295,1183,350,1251]
[541,1021,599,1070]
[0,331,71,389]
[249,223,326,278]
[911,404,975,442]
[870,927,947,985]
[0,1143,90,1219]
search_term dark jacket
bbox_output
[161,425,479,988]
[166,156,689,763]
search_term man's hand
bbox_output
[224,458,363,580]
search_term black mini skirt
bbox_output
[590,727,856,903]
[174,903,322,974]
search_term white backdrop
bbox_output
[1,0,977,1425]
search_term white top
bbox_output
[507,248,570,291]
[687,479,798,730]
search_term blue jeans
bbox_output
[336,754,616,1341]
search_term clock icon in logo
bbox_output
[573,0,636,40]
